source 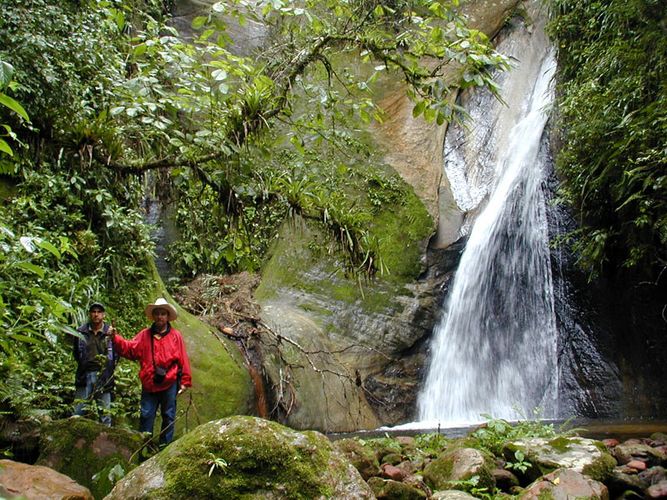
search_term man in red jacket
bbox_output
[110,298,192,446]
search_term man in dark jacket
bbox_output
[73,302,119,426]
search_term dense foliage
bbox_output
[0,0,165,422]
[548,0,667,279]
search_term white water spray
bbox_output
[418,49,558,426]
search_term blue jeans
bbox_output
[74,372,112,426]
[139,383,178,445]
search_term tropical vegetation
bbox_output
[548,0,667,281]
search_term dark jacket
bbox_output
[74,323,119,391]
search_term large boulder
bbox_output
[503,437,616,482]
[334,438,381,480]
[519,468,608,500]
[423,447,495,491]
[367,476,428,499]
[0,459,93,500]
[106,415,374,499]
[36,417,145,499]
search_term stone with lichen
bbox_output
[106,415,373,499]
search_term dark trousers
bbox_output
[139,382,177,445]
[74,372,112,426]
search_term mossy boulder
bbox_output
[334,438,381,480]
[423,447,495,492]
[503,437,616,483]
[367,476,428,499]
[362,436,405,463]
[106,415,374,499]
[431,491,478,500]
[35,417,145,499]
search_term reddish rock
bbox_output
[0,459,92,500]
[618,464,639,475]
[628,460,648,471]
[381,463,406,481]
[603,438,620,448]
[646,479,667,499]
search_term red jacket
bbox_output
[113,325,192,393]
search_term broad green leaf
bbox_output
[0,138,13,156]
[34,239,61,259]
[0,61,14,88]
[0,93,30,122]
[133,43,147,56]
[9,333,43,345]
[192,16,208,29]
[412,100,426,118]
[16,261,45,278]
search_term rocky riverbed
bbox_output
[1,416,666,499]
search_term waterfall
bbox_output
[417,23,558,424]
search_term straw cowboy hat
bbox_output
[144,297,178,322]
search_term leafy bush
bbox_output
[548,0,667,279]
[0,215,143,420]
[468,414,561,456]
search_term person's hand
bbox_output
[107,320,120,337]
[178,385,188,395]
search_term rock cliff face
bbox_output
[252,0,521,432]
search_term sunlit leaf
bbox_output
[16,261,45,278]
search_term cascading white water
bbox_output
[417,44,559,425]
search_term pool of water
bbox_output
[326,419,667,441]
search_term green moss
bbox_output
[581,452,616,482]
[369,187,432,280]
[257,221,417,317]
[547,436,576,453]
[536,488,556,500]
[368,477,428,499]
[334,438,380,480]
[153,417,337,499]
[298,302,333,316]
[422,454,454,489]
[37,417,144,499]
[0,176,18,201]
